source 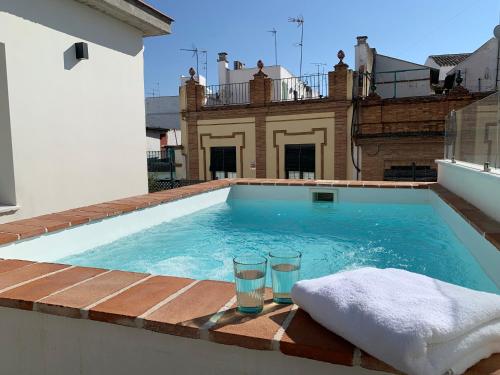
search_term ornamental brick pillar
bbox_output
[328,50,353,101]
[184,67,204,180]
[185,67,205,111]
[250,60,272,105]
[329,50,354,180]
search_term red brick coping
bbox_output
[0,179,498,374]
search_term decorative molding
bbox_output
[199,132,246,180]
[272,128,328,179]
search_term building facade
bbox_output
[0,0,172,223]
[181,55,355,181]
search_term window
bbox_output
[0,42,16,207]
[384,164,437,182]
[210,146,237,179]
[285,144,315,179]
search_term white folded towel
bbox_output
[291,267,500,375]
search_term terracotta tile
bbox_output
[0,232,19,245]
[37,213,89,227]
[57,208,107,222]
[332,181,349,187]
[360,351,403,374]
[486,233,500,251]
[108,198,150,209]
[362,181,380,189]
[0,263,69,291]
[0,223,46,239]
[459,209,500,234]
[0,260,34,275]
[79,204,123,216]
[279,309,354,366]
[314,180,334,186]
[209,289,293,350]
[90,275,192,327]
[347,181,364,188]
[96,202,137,214]
[13,217,70,233]
[464,353,500,375]
[0,266,106,310]
[442,195,472,211]
[36,270,148,318]
[413,182,432,189]
[303,181,317,186]
[144,280,235,339]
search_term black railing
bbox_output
[361,68,435,98]
[204,82,250,106]
[148,179,204,193]
[384,164,437,182]
[147,149,175,173]
[272,74,328,102]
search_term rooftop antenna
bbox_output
[267,28,278,66]
[200,50,208,85]
[311,62,327,76]
[288,15,304,77]
[146,81,160,97]
[180,45,207,82]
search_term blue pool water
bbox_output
[59,200,499,293]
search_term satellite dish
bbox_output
[494,25,500,38]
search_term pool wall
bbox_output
[0,187,230,262]
[0,180,498,374]
[0,307,389,375]
[0,182,498,288]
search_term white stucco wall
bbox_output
[0,0,149,223]
[374,55,433,98]
[145,130,161,151]
[424,57,455,82]
[0,42,16,207]
[437,160,500,222]
[0,307,387,375]
[448,38,499,93]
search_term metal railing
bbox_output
[148,179,203,193]
[362,68,435,99]
[147,149,175,173]
[445,91,499,171]
[204,82,250,106]
[272,73,328,102]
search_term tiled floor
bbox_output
[0,179,498,373]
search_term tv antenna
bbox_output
[288,15,304,77]
[180,45,207,82]
[310,62,327,76]
[267,28,278,66]
[147,81,161,97]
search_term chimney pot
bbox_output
[356,36,368,45]
[217,52,228,62]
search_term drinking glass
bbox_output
[269,250,301,304]
[233,255,267,314]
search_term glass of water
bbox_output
[269,250,301,304]
[233,255,267,314]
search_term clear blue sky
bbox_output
[143,0,500,96]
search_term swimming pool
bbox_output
[2,185,499,293]
[59,199,498,293]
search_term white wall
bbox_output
[437,160,500,222]
[424,57,455,82]
[374,55,433,98]
[0,308,386,375]
[448,38,499,93]
[0,0,149,223]
[0,42,16,206]
[145,130,161,151]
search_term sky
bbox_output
[143,0,500,97]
